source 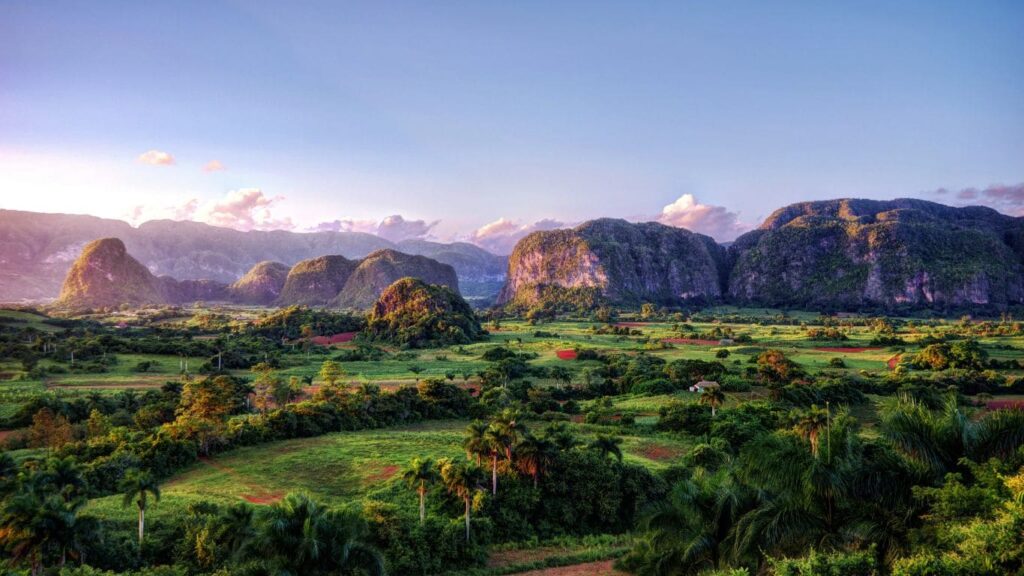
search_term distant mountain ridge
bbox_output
[56,240,463,311]
[0,209,506,302]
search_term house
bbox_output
[718,338,734,346]
[689,380,720,393]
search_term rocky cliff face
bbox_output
[331,249,459,309]
[0,210,505,303]
[497,219,727,307]
[276,256,358,306]
[727,199,1024,308]
[57,238,166,309]
[227,261,291,305]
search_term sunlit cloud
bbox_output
[126,190,292,231]
[137,149,175,166]
[655,194,750,241]
[310,214,438,241]
[469,217,566,254]
[202,160,225,172]
[929,183,1024,216]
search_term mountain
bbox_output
[727,198,1024,309]
[497,218,727,308]
[57,238,166,309]
[364,277,484,347]
[276,256,359,306]
[0,209,505,302]
[227,261,291,305]
[395,239,507,299]
[331,249,459,309]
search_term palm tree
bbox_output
[588,434,624,462]
[514,434,556,488]
[38,457,87,502]
[792,405,830,459]
[881,396,1024,479]
[218,503,256,563]
[402,457,438,524]
[119,468,160,551]
[439,459,483,542]
[490,409,527,460]
[252,493,384,575]
[542,422,580,452]
[462,421,489,465]
[483,425,505,495]
[698,387,726,417]
[0,452,18,496]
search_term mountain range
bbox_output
[0,210,505,303]
[7,198,1024,311]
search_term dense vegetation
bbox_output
[1,303,1023,575]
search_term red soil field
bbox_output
[987,400,1024,411]
[556,349,578,360]
[887,354,902,370]
[640,444,683,461]
[516,560,625,576]
[814,346,881,353]
[662,338,718,346]
[364,464,400,485]
[311,332,359,346]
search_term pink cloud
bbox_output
[929,183,1024,216]
[196,188,294,231]
[202,160,226,172]
[469,217,566,254]
[137,150,175,166]
[310,214,438,241]
[656,194,750,241]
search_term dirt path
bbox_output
[197,457,284,505]
[515,560,627,576]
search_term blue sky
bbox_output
[1,1,1022,251]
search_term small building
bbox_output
[689,380,720,393]
[718,338,734,346]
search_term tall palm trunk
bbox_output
[464,498,471,542]
[418,484,426,524]
[491,453,498,495]
[138,504,145,549]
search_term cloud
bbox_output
[929,183,1024,216]
[137,150,175,166]
[310,215,438,241]
[469,217,567,254]
[376,214,439,241]
[202,160,225,172]
[656,194,750,241]
[195,188,294,231]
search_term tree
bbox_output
[251,362,281,414]
[175,375,236,454]
[402,457,439,524]
[318,359,345,389]
[550,365,573,388]
[462,421,489,465]
[439,459,484,542]
[699,387,726,418]
[119,468,161,551]
[588,434,624,462]
[514,434,556,488]
[756,349,804,385]
[27,408,73,451]
[252,493,384,575]
[792,405,829,459]
[0,489,94,574]
[483,426,504,495]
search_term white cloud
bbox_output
[137,150,175,166]
[656,194,749,241]
[469,217,566,254]
[376,214,439,241]
[202,160,225,172]
[196,188,294,231]
[127,190,293,231]
[310,214,438,241]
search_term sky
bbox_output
[1,0,1022,253]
